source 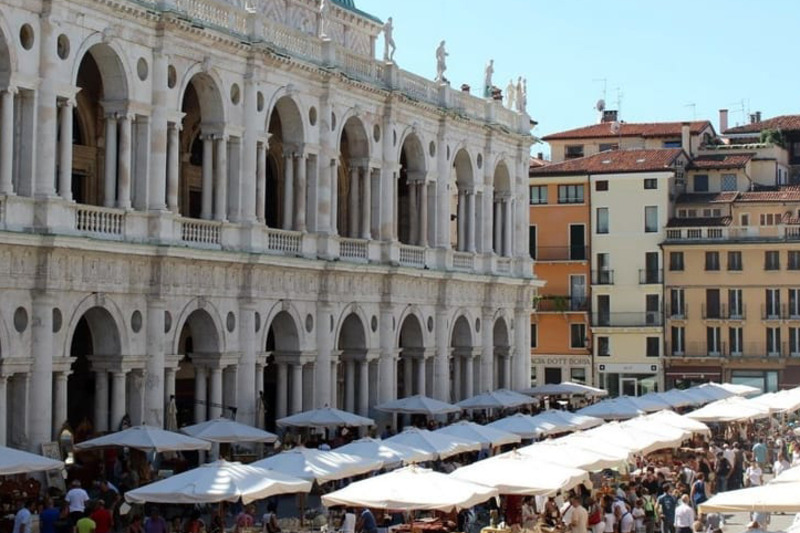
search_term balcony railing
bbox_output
[665,225,800,242]
[639,269,663,284]
[535,296,589,313]
[666,305,688,320]
[534,246,588,262]
[591,270,615,285]
[592,312,663,327]
[265,228,302,255]
[340,238,369,262]
[453,252,475,271]
[762,304,793,320]
[180,218,221,246]
[76,205,125,237]
[398,244,426,268]
[701,304,746,320]
[668,342,799,358]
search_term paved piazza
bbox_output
[0,0,536,452]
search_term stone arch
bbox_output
[396,310,427,398]
[63,294,129,358]
[492,159,512,255]
[177,67,227,218]
[450,148,474,251]
[171,299,226,355]
[70,41,132,206]
[398,130,429,246]
[337,114,371,237]
[261,301,305,353]
[494,159,511,193]
[493,316,511,390]
[449,313,474,402]
[336,311,369,413]
[334,304,371,351]
[0,10,18,81]
[265,95,306,229]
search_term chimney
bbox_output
[750,113,758,124]
[601,110,618,123]
[719,109,729,132]
[537,152,543,160]
[755,111,762,123]
[681,122,691,156]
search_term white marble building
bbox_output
[0,0,536,452]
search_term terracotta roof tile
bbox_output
[675,192,739,204]
[689,153,754,170]
[667,217,732,228]
[738,189,800,202]
[542,121,712,141]
[529,156,550,169]
[529,149,683,177]
[725,115,800,135]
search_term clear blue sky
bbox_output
[356,0,797,157]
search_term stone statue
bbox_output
[435,40,448,83]
[505,78,516,109]
[483,59,494,98]
[521,77,528,112]
[515,76,524,113]
[383,17,396,63]
[318,0,331,39]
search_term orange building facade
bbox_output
[529,174,593,385]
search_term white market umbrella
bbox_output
[251,447,383,483]
[523,381,608,397]
[640,410,711,436]
[576,397,645,420]
[692,383,736,401]
[376,395,461,415]
[658,389,698,408]
[277,407,375,428]
[582,421,686,455]
[630,394,673,412]
[322,465,498,511]
[384,427,480,460]
[545,410,604,431]
[74,425,211,452]
[525,410,603,436]
[518,441,623,471]
[436,421,521,448]
[457,389,538,410]
[680,388,721,405]
[335,437,435,468]
[686,396,771,422]
[699,481,800,513]
[619,418,691,447]
[749,390,800,413]
[556,433,632,463]
[181,417,278,443]
[486,413,544,439]
[0,445,64,475]
[772,465,800,484]
[124,460,311,505]
[714,382,762,397]
[451,450,589,495]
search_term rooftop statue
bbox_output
[319,0,331,39]
[435,40,448,83]
[505,79,515,110]
[383,17,396,63]
[484,59,494,99]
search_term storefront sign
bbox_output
[596,363,659,373]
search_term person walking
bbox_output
[12,501,34,533]
[674,495,695,533]
[656,485,677,533]
[66,481,91,526]
[568,495,588,533]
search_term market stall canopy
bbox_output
[0,445,64,475]
[581,421,686,455]
[522,381,608,397]
[74,425,212,452]
[520,410,600,437]
[435,421,521,448]
[451,450,589,495]
[384,427,480,460]
[680,388,722,406]
[691,383,736,401]
[518,441,623,471]
[542,410,604,431]
[250,447,383,483]
[376,395,461,415]
[556,433,632,463]
[618,418,692,447]
[657,389,698,408]
[486,413,544,439]
[640,410,711,436]
[576,397,646,420]
[276,407,375,428]
[335,437,435,468]
[699,481,800,512]
[180,417,278,443]
[457,389,538,410]
[630,394,673,412]
[770,465,800,484]
[322,465,498,512]
[685,396,771,422]
[124,460,311,505]
[749,389,800,413]
[711,382,762,397]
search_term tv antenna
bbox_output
[684,103,697,120]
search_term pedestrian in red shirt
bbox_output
[90,500,113,533]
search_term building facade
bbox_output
[0,0,537,452]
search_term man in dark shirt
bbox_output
[357,508,377,533]
[40,499,61,533]
[656,484,677,533]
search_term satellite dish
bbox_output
[610,121,621,134]
[595,99,606,112]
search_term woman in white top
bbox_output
[745,461,763,487]
[774,453,791,477]
[341,509,356,533]
[603,499,616,533]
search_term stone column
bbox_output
[295,154,307,231]
[201,135,213,219]
[29,295,54,450]
[117,115,132,209]
[256,142,266,223]
[282,154,294,230]
[0,89,15,195]
[348,166,359,238]
[415,357,426,396]
[110,371,127,431]
[166,123,180,212]
[315,304,333,408]
[503,199,513,257]
[35,18,58,197]
[329,361,339,408]
[223,367,237,417]
[419,181,429,247]
[514,308,531,390]
[344,360,355,412]
[503,356,512,389]
[464,355,474,398]
[194,366,207,423]
[128,371,145,426]
[237,306,257,425]
[330,160,339,234]
[433,309,449,401]
[0,376,6,446]
[95,371,110,432]
[378,306,396,404]
[104,115,119,207]
[494,199,502,253]
[408,181,418,244]
[467,191,476,252]
[392,173,399,240]
[164,368,176,408]
[52,372,68,438]
[241,77,258,223]
[358,360,369,416]
[144,299,165,427]
[290,363,303,415]
[457,190,466,251]
[148,50,168,210]
[214,137,228,221]
[361,168,371,239]
[58,99,74,200]
[481,312,494,392]
[209,367,223,419]
[453,355,462,402]
[402,357,413,398]
[275,363,288,419]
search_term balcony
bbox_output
[666,305,688,320]
[592,312,663,328]
[668,342,798,358]
[639,269,663,284]
[591,270,615,285]
[667,342,726,358]
[534,296,589,313]
[665,225,800,243]
[535,246,588,262]
[762,304,789,321]
[701,304,746,320]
